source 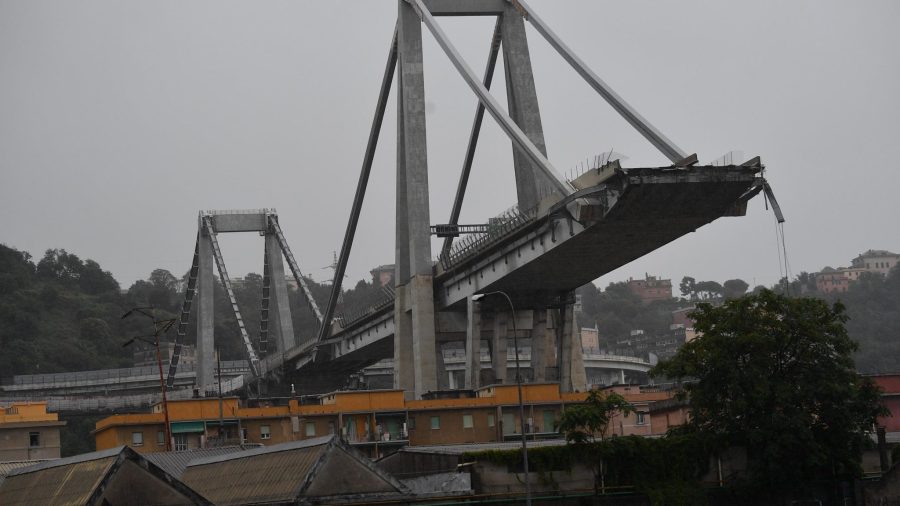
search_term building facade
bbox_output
[94,384,676,459]
[626,275,673,303]
[852,250,900,276]
[816,267,851,294]
[0,402,65,461]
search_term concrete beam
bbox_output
[206,212,269,233]
[422,0,505,16]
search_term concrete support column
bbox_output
[530,309,549,382]
[491,312,508,384]
[393,287,414,395]
[465,298,482,390]
[196,232,215,393]
[265,234,296,352]
[501,3,553,210]
[393,0,438,399]
[559,301,587,392]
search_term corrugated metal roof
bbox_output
[145,445,261,478]
[0,460,52,477]
[397,439,569,455]
[182,442,328,506]
[0,456,116,506]
[6,446,123,477]
[186,435,334,467]
[0,460,53,490]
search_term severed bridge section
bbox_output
[167,0,782,400]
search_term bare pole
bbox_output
[441,17,502,258]
[474,291,531,506]
[408,0,572,197]
[317,28,399,344]
[511,0,688,164]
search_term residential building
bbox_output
[613,325,689,361]
[370,264,395,287]
[626,274,672,303]
[580,326,599,352]
[94,384,677,459]
[0,402,65,461]
[852,250,900,276]
[816,267,850,294]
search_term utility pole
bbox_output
[122,307,176,452]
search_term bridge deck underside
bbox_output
[487,175,754,298]
[293,336,393,393]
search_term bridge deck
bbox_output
[273,164,761,394]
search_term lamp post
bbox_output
[471,291,531,506]
[122,307,176,452]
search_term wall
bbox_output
[0,423,63,460]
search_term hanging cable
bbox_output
[779,222,792,291]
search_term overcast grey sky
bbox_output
[2,1,898,293]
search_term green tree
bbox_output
[559,390,634,443]
[679,276,696,299]
[722,279,749,299]
[693,280,723,300]
[652,290,885,498]
[559,390,635,497]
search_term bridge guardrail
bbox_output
[438,205,536,270]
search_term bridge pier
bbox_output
[196,229,215,393]
[265,233,296,352]
[464,297,482,390]
[491,312,508,384]
[393,0,439,399]
[501,2,553,211]
[558,300,587,392]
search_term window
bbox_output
[174,434,187,451]
[462,414,474,429]
[28,432,40,448]
[430,416,440,430]
[157,431,165,446]
[241,428,248,443]
[260,425,271,440]
[543,410,557,433]
[328,422,335,435]
[131,432,143,446]
[636,412,646,425]
[305,422,316,437]
[487,414,495,427]
[408,417,416,430]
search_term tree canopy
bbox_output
[652,290,885,495]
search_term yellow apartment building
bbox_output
[93,384,675,458]
[0,401,66,461]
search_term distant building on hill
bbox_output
[613,325,688,361]
[814,250,899,294]
[816,267,850,294]
[852,250,900,276]
[370,264,395,287]
[626,274,672,303]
